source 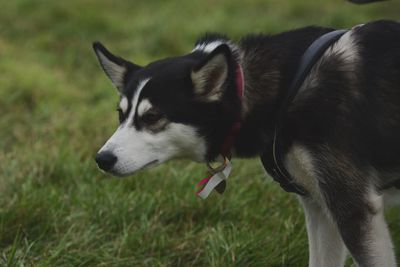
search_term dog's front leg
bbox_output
[300,197,347,267]
[327,189,397,267]
[313,149,397,267]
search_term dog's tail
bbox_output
[348,0,387,4]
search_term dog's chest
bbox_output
[285,145,319,194]
[261,144,319,196]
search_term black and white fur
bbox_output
[94,20,400,266]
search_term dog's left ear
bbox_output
[191,45,231,102]
[92,42,141,93]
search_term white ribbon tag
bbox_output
[197,156,232,199]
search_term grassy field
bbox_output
[1,0,400,266]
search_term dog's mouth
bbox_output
[107,159,160,177]
[138,159,159,171]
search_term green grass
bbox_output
[1,0,400,266]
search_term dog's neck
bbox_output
[232,27,334,158]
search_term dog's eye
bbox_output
[141,111,163,124]
[116,108,124,123]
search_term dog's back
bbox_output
[287,20,400,189]
[358,21,400,172]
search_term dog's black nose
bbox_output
[95,151,117,171]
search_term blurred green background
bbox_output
[1,0,400,266]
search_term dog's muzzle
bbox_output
[95,151,117,171]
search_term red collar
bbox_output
[219,63,244,157]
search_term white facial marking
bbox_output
[137,99,153,117]
[99,122,206,176]
[119,96,128,113]
[124,78,150,126]
[98,52,126,89]
[98,77,207,176]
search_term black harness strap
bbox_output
[262,29,348,196]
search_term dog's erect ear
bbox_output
[191,45,231,102]
[92,42,141,92]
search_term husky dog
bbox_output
[94,20,400,266]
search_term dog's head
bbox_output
[93,40,241,176]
